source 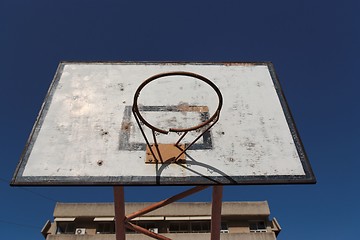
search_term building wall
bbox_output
[43,202,280,240]
[53,202,270,218]
[46,232,277,240]
[228,221,249,233]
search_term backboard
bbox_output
[12,62,315,185]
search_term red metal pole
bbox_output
[114,186,126,240]
[211,185,223,240]
[126,185,208,221]
[122,186,208,240]
[126,222,172,240]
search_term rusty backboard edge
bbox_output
[11,63,66,186]
[11,174,315,186]
[267,63,316,184]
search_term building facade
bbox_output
[42,201,281,240]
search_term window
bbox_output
[169,221,190,233]
[96,222,115,234]
[137,222,156,230]
[125,227,136,234]
[220,222,228,233]
[127,221,159,234]
[169,221,211,233]
[190,221,210,233]
[56,222,75,234]
[249,221,267,233]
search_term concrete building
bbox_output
[42,201,281,240]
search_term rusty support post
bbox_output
[126,186,208,221]
[126,222,171,240]
[114,186,126,240]
[211,185,223,240]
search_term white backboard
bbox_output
[12,62,315,185]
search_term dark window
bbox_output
[221,222,228,230]
[169,221,211,233]
[96,222,115,234]
[125,227,136,234]
[249,221,267,233]
[169,221,191,233]
[128,221,159,234]
[190,221,211,233]
[56,222,75,234]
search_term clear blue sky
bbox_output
[1,1,359,239]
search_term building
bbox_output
[42,201,281,240]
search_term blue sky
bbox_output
[1,0,359,239]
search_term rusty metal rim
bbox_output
[132,71,223,134]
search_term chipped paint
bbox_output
[12,62,315,186]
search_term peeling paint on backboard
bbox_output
[12,62,316,186]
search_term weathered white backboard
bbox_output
[12,62,315,185]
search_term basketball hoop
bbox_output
[132,71,223,164]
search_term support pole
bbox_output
[211,185,223,240]
[126,185,208,221]
[114,186,126,240]
[126,222,171,240]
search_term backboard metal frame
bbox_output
[12,61,316,186]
